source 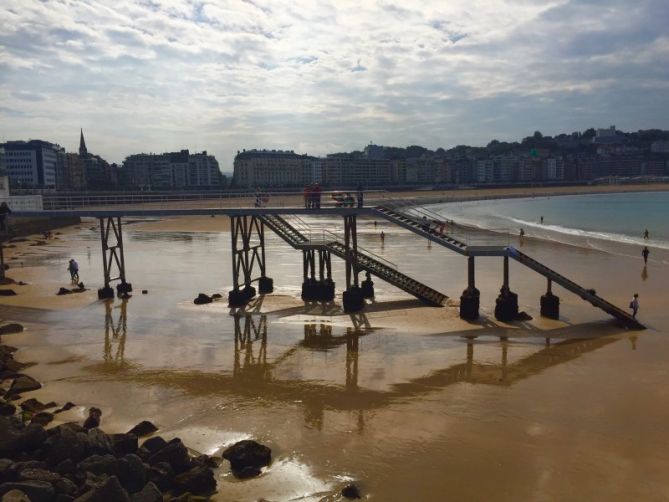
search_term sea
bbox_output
[426,190,669,257]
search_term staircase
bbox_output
[509,248,644,329]
[373,203,645,329]
[261,214,446,306]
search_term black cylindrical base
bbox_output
[228,289,247,307]
[258,276,274,294]
[98,287,114,300]
[116,282,132,294]
[541,293,560,319]
[495,291,519,322]
[343,286,365,313]
[242,285,256,301]
[360,278,374,299]
[459,288,480,321]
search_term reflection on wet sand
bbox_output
[93,306,626,422]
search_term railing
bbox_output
[1,195,43,211]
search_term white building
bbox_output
[0,140,61,188]
[234,150,315,188]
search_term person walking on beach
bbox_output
[380,231,385,242]
[540,216,544,224]
[642,246,650,264]
[630,293,640,319]
[0,202,11,233]
[644,229,649,240]
[68,259,79,283]
[519,228,525,240]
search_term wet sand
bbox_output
[0,204,668,500]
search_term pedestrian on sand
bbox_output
[0,202,11,233]
[642,246,650,264]
[630,293,639,319]
[380,231,385,242]
[68,259,79,283]
[540,216,544,224]
[644,229,649,240]
[519,228,525,239]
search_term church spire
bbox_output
[79,128,88,157]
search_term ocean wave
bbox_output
[507,217,669,251]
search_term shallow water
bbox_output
[2,209,669,501]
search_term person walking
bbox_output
[630,293,639,319]
[68,259,79,283]
[304,185,311,208]
[380,231,385,242]
[0,202,11,233]
[540,216,544,224]
[642,246,650,264]
[644,229,649,240]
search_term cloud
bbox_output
[0,0,667,172]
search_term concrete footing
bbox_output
[343,286,365,313]
[97,287,114,300]
[495,290,519,322]
[228,285,256,307]
[459,288,480,321]
[541,293,560,319]
[302,279,336,302]
[258,276,274,294]
[116,282,132,295]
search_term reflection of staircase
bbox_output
[510,248,643,329]
[373,203,644,329]
[261,214,446,306]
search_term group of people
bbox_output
[304,184,322,208]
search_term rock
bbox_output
[74,475,130,502]
[146,463,172,492]
[129,481,161,502]
[126,421,157,438]
[54,402,76,414]
[18,468,61,484]
[191,455,221,469]
[341,483,362,499]
[0,418,46,458]
[116,454,146,494]
[0,481,55,502]
[222,439,271,478]
[211,293,222,300]
[193,293,212,305]
[172,466,216,495]
[0,291,16,297]
[111,434,138,456]
[1,488,30,501]
[53,459,74,476]
[53,476,78,496]
[0,404,15,417]
[82,407,101,430]
[30,413,54,427]
[141,437,166,454]
[141,290,148,295]
[87,428,114,456]
[8,376,41,396]
[146,439,190,474]
[78,455,119,477]
[56,288,72,296]
[43,424,90,465]
[19,399,49,413]
[0,325,23,336]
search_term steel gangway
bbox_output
[372,202,645,329]
[260,214,447,306]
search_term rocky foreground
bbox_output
[0,322,277,501]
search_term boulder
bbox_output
[54,402,76,414]
[30,413,54,427]
[78,455,119,477]
[87,428,114,456]
[141,290,148,295]
[146,439,190,474]
[111,434,138,456]
[211,293,222,300]
[7,376,41,396]
[126,421,157,438]
[17,468,61,484]
[172,466,216,495]
[19,399,49,414]
[129,482,161,502]
[0,419,47,458]
[53,476,78,496]
[1,489,30,502]
[141,437,166,455]
[0,481,54,502]
[0,291,16,297]
[116,454,146,494]
[221,440,271,478]
[0,404,15,417]
[56,288,71,296]
[146,463,172,492]
[74,475,130,502]
[43,424,90,465]
[341,483,362,499]
[0,325,23,336]
[193,294,212,305]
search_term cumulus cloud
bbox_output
[0,0,667,170]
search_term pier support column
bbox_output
[318,249,335,302]
[98,217,132,300]
[229,216,272,307]
[540,278,560,319]
[302,249,335,302]
[495,255,519,322]
[342,215,364,312]
[459,256,480,320]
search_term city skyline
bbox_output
[1,0,668,170]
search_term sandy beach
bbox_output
[1,186,668,501]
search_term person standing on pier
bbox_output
[642,246,650,264]
[630,293,640,319]
[357,185,364,208]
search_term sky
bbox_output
[1,0,668,172]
